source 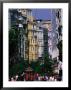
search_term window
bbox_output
[33,25,36,29]
[32,47,34,51]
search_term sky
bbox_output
[32,9,52,20]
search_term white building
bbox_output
[47,9,60,60]
[33,20,44,59]
[37,28,44,58]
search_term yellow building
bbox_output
[18,9,38,63]
[18,9,33,61]
[28,35,38,63]
[27,20,38,63]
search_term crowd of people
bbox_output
[9,72,62,81]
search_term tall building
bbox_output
[18,9,35,61]
[49,9,62,74]
[35,20,48,62]
[49,9,62,61]
[9,9,19,29]
[24,10,38,63]
[37,28,44,59]
[56,9,62,76]
[18,9,27,59]
[34,20,49,61]
[18,9,37,62]
[9,9,28,61]
[9,9,19,63]
[47,10,59,61]
[41,20,51,55]
[34,20,44,59]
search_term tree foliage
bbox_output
[9,26,19,58]
[9,25,20,69]
[44,53,54,75]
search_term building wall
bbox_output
[42,20,52,31]
[27,12,38,62]
[36,28,44,58]
[50,9,62,74]
[56,9,62,62]
[19,9,37,62]
[48,10,60,60]
[9,9,27,60]
[29,36,38,62]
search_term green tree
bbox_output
[9,25,19,69]
[9,26,19,58]
[44,53,54,75]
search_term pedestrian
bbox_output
[45,75,48,81]
[49,76,54,81]
[15,75,18,80]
